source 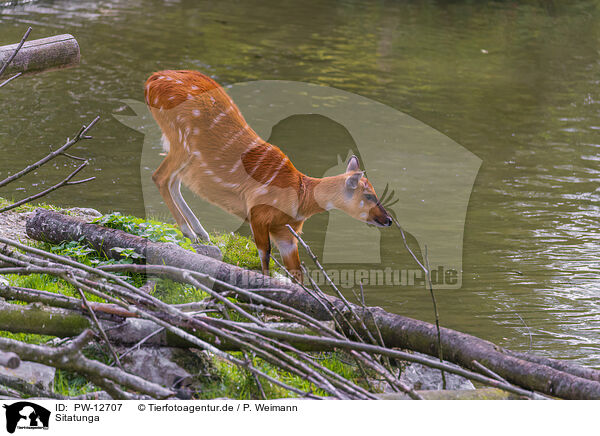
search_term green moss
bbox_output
[0,197,77,215]
[150,278,209,305]
[203,232,277,272]
[54,370,99,397]
[198,351,369,400]
[93,212,278,272]
[92,212,195,251]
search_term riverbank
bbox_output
[5,198,594,400]
[0,199,383,399]
[0,199,102,242]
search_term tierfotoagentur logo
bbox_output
[115,79,480,290]
[3,402,50,433]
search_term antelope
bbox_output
[145,70,393,282]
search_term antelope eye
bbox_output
[364,194,377,202]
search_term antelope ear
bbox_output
[345,171,363,190]
[346,155,360,173]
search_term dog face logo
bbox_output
[3,402,50,433]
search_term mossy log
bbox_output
[25,209,600,399]
[0,34,80,79]
[378,387,522,400]
[0,290,330,351]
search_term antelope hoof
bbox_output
[192,243,222,260]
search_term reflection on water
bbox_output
[0,0,599,366]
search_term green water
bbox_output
[1,0,599,366]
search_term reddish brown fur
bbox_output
[145,70,392,282]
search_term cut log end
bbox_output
[0,34,80,79]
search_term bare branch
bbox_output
[0,116,99,189]
[0,330,174,399]
[0,27,32,78]
[77,286,123,369]
[0,72,22,88]
[0,161,95,213]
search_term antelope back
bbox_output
[144,70,301,219]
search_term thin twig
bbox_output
[218,307,267,400]
[515,312,533,353]
[472,360,508,383]
[77,285,123,369]
[285,225,380,346]
[0,27,32,78]
[391,217,446,388]
[424,245,446,389]
[0,116,100,189]
[0,161,95,213]
[118,327,165,360]
[0,72,22,88]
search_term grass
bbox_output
[0,202,364,399]
[198,351,367,400]
[0,197,79,215]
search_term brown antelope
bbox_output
[145,70,392,282]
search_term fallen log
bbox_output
[0,298,94,338]
[0,329,174,399]
[25,209,600,399]
[0,34,80,79]
[0,296,330,352]
[378,387,522,400]
[0,351,20,369]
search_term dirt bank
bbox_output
[0,206,102,242]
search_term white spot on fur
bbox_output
[360,212,368,219]
[191,85,199,90]
[325,202,334,210]
[192,109,201,117]
[205,170,214,175]
[250,147,271,175]
[209,112,226,129]
[192,151,202,159]
[230,160,242,173]
[161,134,170,153]
[359,200,364,208]
[263,158,287,186]
[277,241,296,257]
[225,128,246,148]
[213,177,222,183]
[193,127,200,135]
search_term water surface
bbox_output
[1,0,599,366]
